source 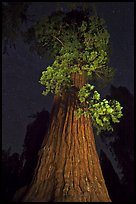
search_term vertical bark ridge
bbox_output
[64,99,75,200]
[87,118,111,201]
[62,96,75,201]
[76,117,86,201]
[85,119,101,201]
[74,112,84,198]
[54,95,70,201]
[73,113,82,198]
[81,116,97,201]
[83,117,100,200]
[54,95,68,163]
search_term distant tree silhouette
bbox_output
[19,109,50,188]
[2,148,23,201]
[98,85,134,202]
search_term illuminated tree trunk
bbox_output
[22,73,111,202]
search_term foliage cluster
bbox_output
[76,84,123,134]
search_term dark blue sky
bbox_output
[2,2,134,154]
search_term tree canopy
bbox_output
[25,8,123,135]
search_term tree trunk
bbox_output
[22,72,111,202]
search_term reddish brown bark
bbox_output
[21,73,111,202]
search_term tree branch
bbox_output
[52,35,64,46]
[42,42,48,47]
[95,65,106,70]
[95,72,104,80]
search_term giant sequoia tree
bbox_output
[21,8,123,202]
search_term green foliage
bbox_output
[34,9,123,134]
[40,64,72,95]
[75,84,123,134]
[38,12,114,95]
[78,84,95,103]
[91,99,123,134]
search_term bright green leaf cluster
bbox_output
[76,84,123,134]
[91,99,123,134]
[78,84,95,103]
[40,65,72,96]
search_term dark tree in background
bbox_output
[92,85,134,202]
[19,110,50,187]
[2,149,23,201]
[2,110,50,202]
[100,85,134,202]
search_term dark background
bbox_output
[2,2,134,202]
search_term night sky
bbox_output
[2,2,134,154]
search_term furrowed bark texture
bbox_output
[22,73,111,202]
